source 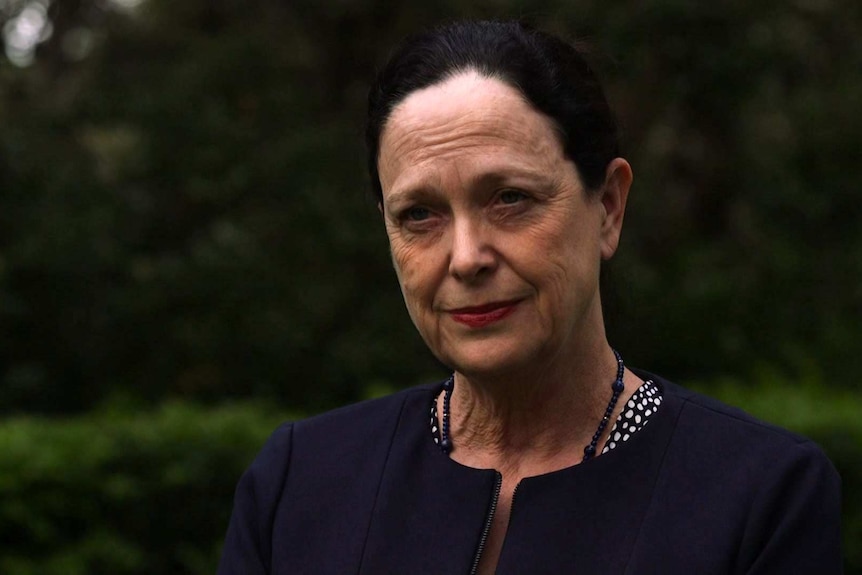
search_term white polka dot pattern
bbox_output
[430,380,663,454]
[601,379,662,454]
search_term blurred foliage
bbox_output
[0,0,860,413]
[0,383,859,574]
[1,1,859,572]
[0,401,287,575]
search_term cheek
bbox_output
[518,209,602,299]
[390,231,418,271]
[522,213,581,274]
[389,239,433,311]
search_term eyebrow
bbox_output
[383,161,554,205]
[382,186,441,210]
[471,165,554,191]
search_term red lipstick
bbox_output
[449,301,520,328]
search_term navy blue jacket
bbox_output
[218,373,842,574]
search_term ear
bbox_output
[598,158,633,260]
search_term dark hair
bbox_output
[366,19,619,201]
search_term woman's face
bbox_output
[378,72,627,377]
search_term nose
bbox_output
[448,217,497,282]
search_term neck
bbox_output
[443,342,629,474]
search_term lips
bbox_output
[448,300,520,328]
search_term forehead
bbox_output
[378,72,566,194]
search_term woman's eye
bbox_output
[404,206,431,221]
[499,190,528,204]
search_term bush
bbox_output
[0,402,287,575]
[1,385,859,574]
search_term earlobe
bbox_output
[599,158,633,260]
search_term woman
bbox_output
[218,20,841,574]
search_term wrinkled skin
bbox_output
[378,72,631,383]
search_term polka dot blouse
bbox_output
[431,379,663,455]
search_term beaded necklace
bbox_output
[439,349,626,462]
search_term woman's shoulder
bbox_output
[247,383,438,473]
[294,383,440,433]
[291,382,437,437]
[652,372,819,446]
[631,371,841,573]
[641,370,837,480]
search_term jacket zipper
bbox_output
[506,483,520,530]
[469,471,503,575]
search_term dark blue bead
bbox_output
[612,380,624,393]
[443,378,453,390]
[584,444,596,457]
[440,438,451,452]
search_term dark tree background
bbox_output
[1,1,861,573]
[1,0,860,410]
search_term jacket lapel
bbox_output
[497,381,681,574]
[359,388,498,575]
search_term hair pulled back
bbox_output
[366,20,619,200]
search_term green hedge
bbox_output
[0,402,286,575]
[1,386,859,574]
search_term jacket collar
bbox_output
[358,373,683,574]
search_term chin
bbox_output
[439,340,542,380]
